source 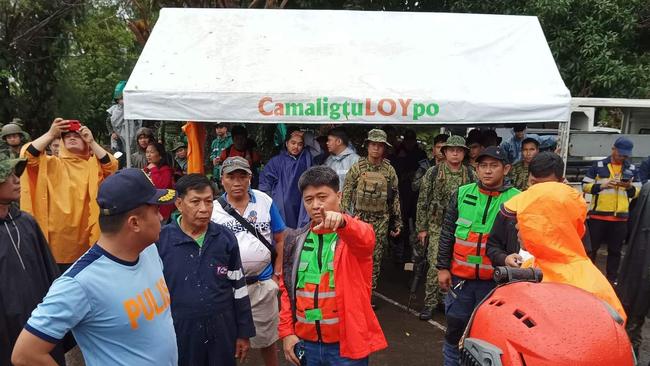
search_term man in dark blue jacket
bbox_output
[157,174,255,366]
[640,156,650,184]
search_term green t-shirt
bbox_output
[177,216,207,248]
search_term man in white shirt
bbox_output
[212,156,286,366]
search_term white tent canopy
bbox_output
[124,8,571,124]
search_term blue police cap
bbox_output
[97,168,175,216]
[614,137,634,157]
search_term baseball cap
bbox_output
[613,137,633,156]
[97,168,175,216]
[221,156,252,175]
[476,146,509,164]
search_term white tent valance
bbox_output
[124,8,571,124]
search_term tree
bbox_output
[440,0,650,98]
[118,0,291,47]
[0,0,82,134]
[54,2,140,140]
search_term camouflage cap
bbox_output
[0,142,26,183]
[442,135,469,151]
[365,129,392,147]
[171,141,187,152]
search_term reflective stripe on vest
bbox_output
[453,258,493,271]
[451,183,520,280]
[296,290,336,299]
[295,232,340,343]
[452,231,494,280]
[296,315,340,325]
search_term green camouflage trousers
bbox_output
[422,230,444,309]
[358,212,389,291]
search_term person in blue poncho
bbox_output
[259,128,312,229]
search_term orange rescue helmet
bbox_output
[460,281,634,366]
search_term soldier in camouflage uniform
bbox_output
[1,120,30,158]
[415,135,475,320]
[342,129,402,294]
[412,134,448,193]
[507,137,539,191]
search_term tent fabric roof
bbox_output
[124,8,571,124]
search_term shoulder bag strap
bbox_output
[217,196,277,265]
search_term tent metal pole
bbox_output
[558,120,571,177]
[125,121,132,168]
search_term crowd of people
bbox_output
[1,111,650,366]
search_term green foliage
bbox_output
[0,0,82,135]
[55,3,139,141]
[596,108,623,129]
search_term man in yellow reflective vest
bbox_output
[582,137,641,283]
[436,146,520,366]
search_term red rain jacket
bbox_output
[279,214,387,359]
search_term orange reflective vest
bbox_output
[452,183,520,280]
[294,232,340,343]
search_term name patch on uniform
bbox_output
[467,255,483,264]
[215,265,228,276]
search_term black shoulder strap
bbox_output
[217,196,277,264]
[430,165,440,189]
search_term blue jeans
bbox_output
[442,277,496,366]
[303,341,369,366]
